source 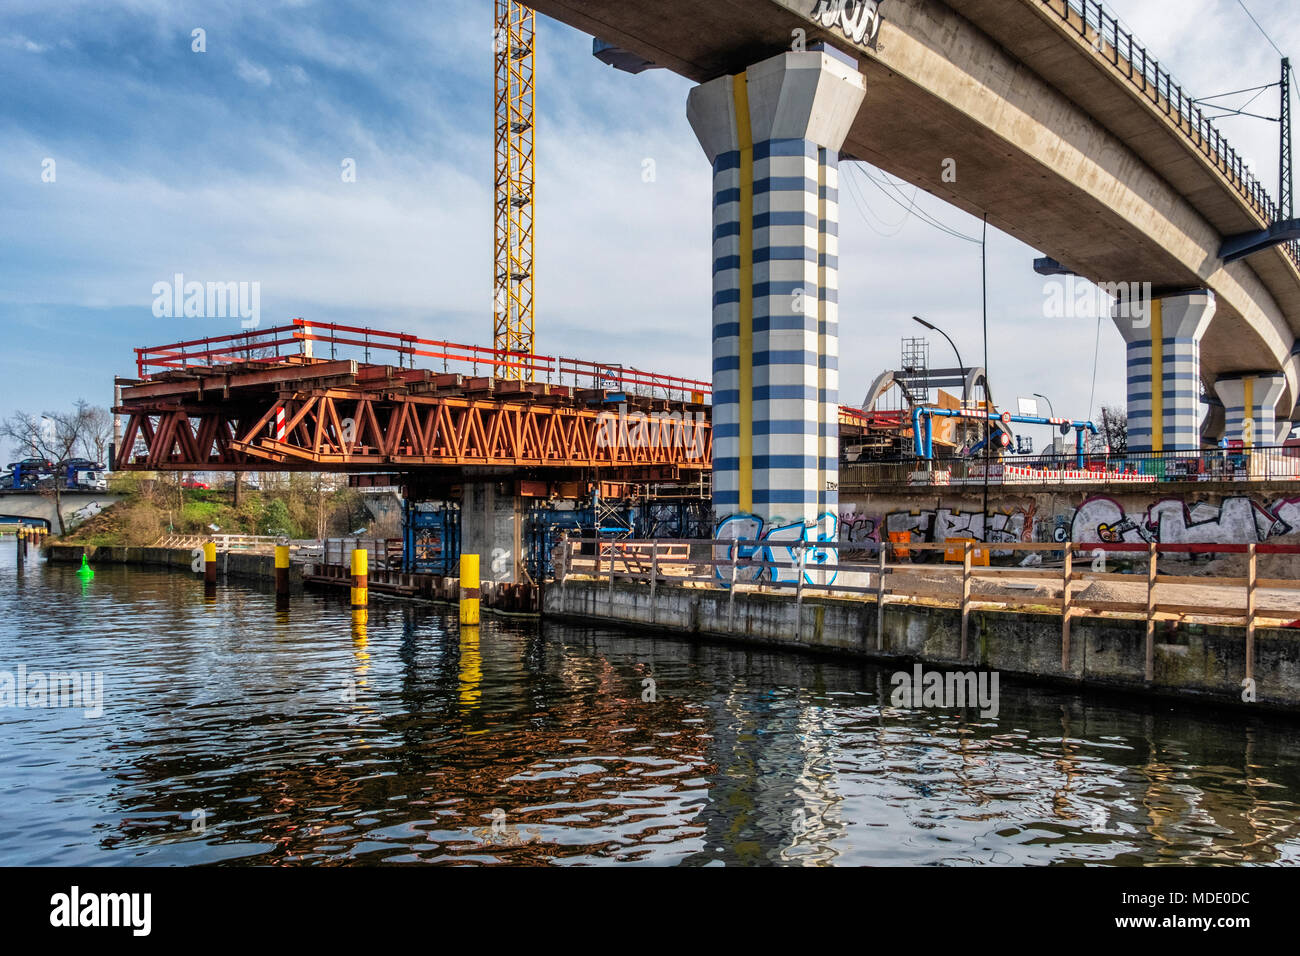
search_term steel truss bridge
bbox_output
[115,320,719,486]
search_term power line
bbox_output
[843,164,920,237]
[848,163,913,229]
[840,163,909,237]
[850,164,982,244]
[1235,0,1285,58]
[866,168,960,234]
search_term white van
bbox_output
[75,470,109,492]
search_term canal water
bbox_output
[2,544,1299,866]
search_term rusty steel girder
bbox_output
[116,387,712,477]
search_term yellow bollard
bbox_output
[275,545,290,595]
[203,541,217,585]
[350,546,368,608]
[275,544,291,610]
[459,553,480,625]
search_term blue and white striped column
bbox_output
[1214,373,1287,448]
[688,48,865,526]
[1111,291,1215,452]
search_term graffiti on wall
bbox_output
[883,506,1033,550]
[726,505,1038,559]
[714,495,1300,571]
[1071,495,1300,545]
[714,513,839,585]
[839,510,880,551]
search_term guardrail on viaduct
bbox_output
[1044,0,1298,267]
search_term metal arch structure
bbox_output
[494,0,537,379]
[859,366,996,416]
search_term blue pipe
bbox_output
[911,408,1099,462]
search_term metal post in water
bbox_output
[203,539,217,600]
[459,553,479,624]
[275,544,290,609]
[352,546,369,609]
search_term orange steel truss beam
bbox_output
[117,390,711,474]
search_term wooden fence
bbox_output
[556,536,1300,685]
[154,534,402,568]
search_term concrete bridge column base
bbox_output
[459,482,522,585]
[687,47,865,529]
[1214,373,1287,448]
[1112,290,1215,453]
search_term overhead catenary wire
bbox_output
[1236,0,1285,59]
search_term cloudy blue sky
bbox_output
[1,0,1296,458]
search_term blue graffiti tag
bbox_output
[713,512,839,587]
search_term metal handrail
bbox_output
[134,318,713,403]
[842,445,1300,487]
[1040,0,1298,268]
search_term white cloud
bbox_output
[3,34,49,53]
[235,58,272,86]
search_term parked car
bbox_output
[182,479,209,490]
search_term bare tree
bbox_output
[77,405,114,464]
[2,400,102,534]
[1095,404,1128,454]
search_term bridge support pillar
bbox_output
[1112,290,1215,452]
[1214,373,1288,448]
[460,482,522,586]
[687,48,865,527]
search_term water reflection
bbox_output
[0,549,1298,866]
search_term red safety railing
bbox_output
[135,318,713,403]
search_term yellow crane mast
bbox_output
[493,0,536,380]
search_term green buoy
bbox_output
[77,554,94,579]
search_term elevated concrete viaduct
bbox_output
[532,0,1300,470]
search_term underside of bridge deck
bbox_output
[535,0,1300,422]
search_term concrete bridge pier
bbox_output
[687,47,865,528]
[459,481,522,586]
[1214,372,1289,448]
[1112,291,1215,453]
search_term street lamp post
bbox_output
[912,316,966,406]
